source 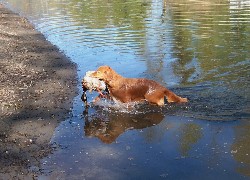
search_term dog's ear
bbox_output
[104,66,111,74]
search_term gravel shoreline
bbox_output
[0,4,78,179]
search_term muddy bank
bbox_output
[0,4,78,179]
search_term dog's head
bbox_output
[91,66,116,83]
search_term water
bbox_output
[2,0,250,179]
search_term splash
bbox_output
[90,98,161,114]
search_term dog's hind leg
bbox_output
[145,93,165,106]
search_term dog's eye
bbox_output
[97,71,100,74]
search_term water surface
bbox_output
[2,0,250,179]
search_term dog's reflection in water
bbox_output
[83,107,165,144]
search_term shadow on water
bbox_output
[37,97,250,179]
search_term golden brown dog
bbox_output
[91,66,188,106]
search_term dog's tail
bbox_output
[164,88,188,103]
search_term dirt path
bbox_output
[0,4,78,179]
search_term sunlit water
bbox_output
[2,0,250,179]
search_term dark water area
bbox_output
[2,0,250,179]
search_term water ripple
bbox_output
[4,0,250,121]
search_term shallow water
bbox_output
[2,0,250,179]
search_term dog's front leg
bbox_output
[81,91,89,107]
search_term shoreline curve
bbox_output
[0,3,78,178]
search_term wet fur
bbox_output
[91,66,188,106]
